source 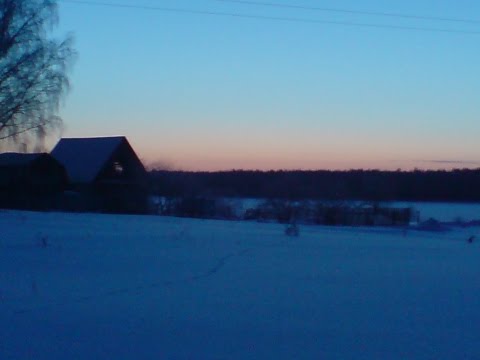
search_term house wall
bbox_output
[94,140,148,214]
[95,140,148,186]
[0,156,67,210]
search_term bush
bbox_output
[158,196,237,220]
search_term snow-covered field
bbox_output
[395,201,480,222]
[1,210,480,359]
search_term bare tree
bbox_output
[0,0,75,145]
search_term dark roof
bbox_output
[51,136,126,183]
[0,152,44,167]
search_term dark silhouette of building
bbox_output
[51,136,148,213]
[0,153,68,210]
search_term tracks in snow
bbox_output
[9,247,253,315]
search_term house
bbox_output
[0,152,68,210]
[51,136,148,214]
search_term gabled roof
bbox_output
[0,152,44,167]
[51,136,126,183]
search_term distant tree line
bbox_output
[153,196,413,227]
[149,169,480,202]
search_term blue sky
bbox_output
[56,0,480,170]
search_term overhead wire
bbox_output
[213,0,480,25]
[58,0,480,35]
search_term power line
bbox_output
[58,0,480,35]
[214,0,480,25]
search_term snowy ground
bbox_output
[395,201,480,223]
[1,211,480,359]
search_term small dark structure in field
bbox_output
[0,153,67,210]
[285,222,300,237]
[51,136,148,213]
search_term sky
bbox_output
[55,0,480,171]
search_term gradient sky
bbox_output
[55,0,480,170]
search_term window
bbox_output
[113,161,124,175]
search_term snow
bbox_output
[1,210,480,359]
[394,201,480,223]
[51,136,125,183]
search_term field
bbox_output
[1,210,480,359]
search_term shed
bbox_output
[0,152,68,210]
[51,136,148,213]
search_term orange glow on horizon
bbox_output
[138,151,479,172]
